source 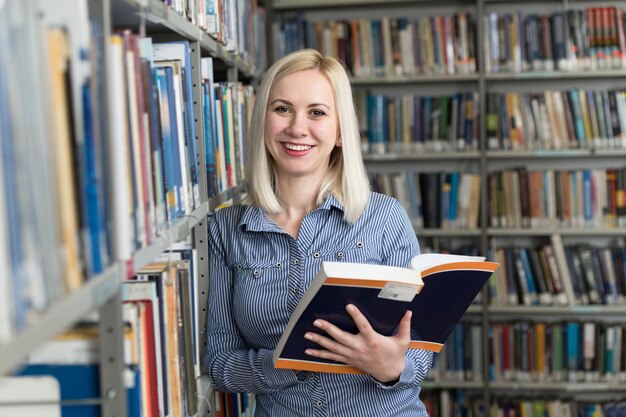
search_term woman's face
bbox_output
[264,69,340,181]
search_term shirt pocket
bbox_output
[317,238,380,264]
[230,259,291,332]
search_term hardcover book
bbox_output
[273,253,499,374]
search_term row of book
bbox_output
[272,13,477,77]
[426,323,483,383]
[484,8,626,74]
[273,5,626,77]
[14,244,201,417]
[0,2,255,345]
[357,92,480,155]
[159,0,267,70]
[491,240,626,307]
[421,390,482,417]
[421,392,626,417]
[215,391,255,417]
[488,399,626,417]
[0,1,108,342]
[486,89,626,151]
[488,321,626,384]
[488,167,626,230]
[369,171,482,231]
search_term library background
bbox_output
[1,0,626,416]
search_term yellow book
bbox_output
[534,322,546,380]
[47,28,83,292]
[578,89,593,147]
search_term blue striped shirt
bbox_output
[205,192,433,417]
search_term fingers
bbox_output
[305,320,352,356]
[345,304,374,335]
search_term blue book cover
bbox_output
[366,95,388,153]
[163,66,184,218]
[16,364,141,417]
[273,255,498,374]
[81,82,105,276]
[202,82,218,197]
[565,322,580,373]
[153,41,199,209]
[154,67,177,223]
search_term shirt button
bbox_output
[296,371,310,381]
[356,241,364,248]
[336,252,344,258]
[316,400,323,407]
[313,252,320,258]
[293,259,300,265]
[252,269,260,277]
[276,262,283,268]
[237,264,243,270]
[291,286,299,293]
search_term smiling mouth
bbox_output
[283,143,313,151]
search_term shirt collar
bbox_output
[239,194,345,233]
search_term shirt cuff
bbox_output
[372,355,415,390]
[258,349,301,389]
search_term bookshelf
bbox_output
[0,1,264,417]
[269,0,626,414]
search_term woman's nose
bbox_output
[286,113,307,137]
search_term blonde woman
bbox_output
[205,49,433,417]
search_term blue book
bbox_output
[273,254,498,374]
[162,66,184,219]
[16,364,142,417]
[153,41,200,209]
[202,82,218,197]
[448,171,460,225]
[565,322,580,376]
[366,95,388,154]
[154,67,177,223]
[81,82,106,276]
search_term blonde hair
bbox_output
[243,49,370,223]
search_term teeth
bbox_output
[284,143,312,151]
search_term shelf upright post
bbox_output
[193,210,213,416]
[98,291,128,417]
[190,37,215,416]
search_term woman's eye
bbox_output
[275,106,290,114]
[311,109,326,117]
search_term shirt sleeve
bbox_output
[204,213,300,394]
[378,198,420,269]
[374,197,434,388]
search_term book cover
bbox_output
[273,253,499,374]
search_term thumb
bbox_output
[395,310,412,344]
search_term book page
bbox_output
[411,253,486,273]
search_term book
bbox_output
[273,253,499,374]
[0,376,60,417]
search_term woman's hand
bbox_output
[303,304,412,383]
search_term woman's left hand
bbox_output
[303,304,412,383]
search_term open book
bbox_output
[273,253,499,374]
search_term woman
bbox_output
[205,49,433,416]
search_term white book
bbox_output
[550,234,577,306]
[124,42,147,248]
[107,35,133,261]
[0,376,60,417]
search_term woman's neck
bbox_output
[270,177,323,239]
